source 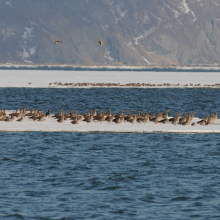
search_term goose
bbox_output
[17,117,24,122]
[45,110,51,119]
[52,109,63,118]
[169,112,181,122]
[105,110,114,121]
[137,111,143,121]
[38,114,46,122]
[206,114,214,125]
[54,41,66,44]
[197,114,209,125]
[26,109,35,117]
[124,110,134,122]
[213,112,219,124]
[115,110,124,119]
[64,110,72,118]
[189,111,196,121]
[56,112,65,120]
[152,112,163,124]
[22,107,29,117]
[171,112,181,125]
[14,109,22,118]
[71,118,80,124]
[159,118,169,124]
[0,115,6,121]
[178,113,187,124]
[57,115,65,123]
[92,109,98,117]
[98,114,105,123]
[129,115,137,125]
[93,110,104,122]
[113,115,123,124]
[70,112,78,120]
[83,114,93,124]
[106,113,115,124]
[181,118,191,126]
[9,108,19,117]
[78,112,85,122]
[83,110,93,120]
[149,113,156,121]
[163,110,169,119]
[5,116,15,122]
[137,112,150,124]
[28,110,38,120]
[105,109,112,117]
[96,37,105,46]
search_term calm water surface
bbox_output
[0,88,220,219]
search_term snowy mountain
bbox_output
[1,0,220,65]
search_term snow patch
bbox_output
[104,50,114,62]
[101,25,109,31]
[104,0,127,23]
[179,0,197,22]
[29,46,37,56]
[165,3,181,18]
[17,26,37,63]
[5,1,11,6]
[133,26,158,45]
[22,27,33,40]
[142,56,151,65]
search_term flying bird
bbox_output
[96,37,105,46]
[54,41,66,44]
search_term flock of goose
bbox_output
[0,108,218,126]
[47,82,220,87]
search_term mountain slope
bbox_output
[0,0,220,65]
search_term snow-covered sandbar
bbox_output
[0,70,220,88]
[0,117,220,133]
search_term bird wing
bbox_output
[96,39,101,44]
[101,38,104,44]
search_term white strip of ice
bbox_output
[0,70,220,88]
[0,117,219,133]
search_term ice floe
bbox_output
[0,70,220,88]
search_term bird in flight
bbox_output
[96,37,105,46]
[54,41,66,44]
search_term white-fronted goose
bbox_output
[181,118,191,126]
[54,40,66,44]
[152,112,163,124]
[17,117,24,122]
[178,113,187,124]
[106,113,115,124]
[163,110,169,119]
[57,115,65,123]
[96,37,105,46]
[129,115,137,125]
[213,112,218,123]
[197,114,209,125]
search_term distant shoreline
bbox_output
[0,64,220,72]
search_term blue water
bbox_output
[0,88,219,118]
[1,88,220,219]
